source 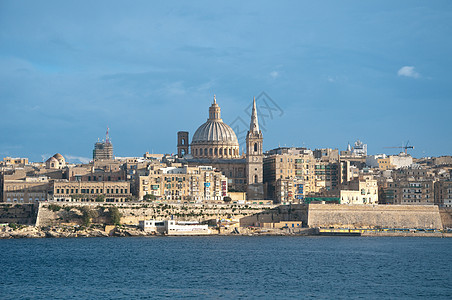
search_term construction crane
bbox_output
[384,141,414,155]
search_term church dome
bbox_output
[53,153,64,160]
[190,96,240,159]
[192,121,238,145]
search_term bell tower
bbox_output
[246,97,264,199]
[177,131,189,157]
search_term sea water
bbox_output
[1,236,451,299]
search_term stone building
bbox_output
[435,180,452,208]
[177,96,264,199]
[1,157,28,167]
[263,147,315,202]
[51,180,131,203]
[45,153,66,169]
[136,165,228,202]
[2,176,49,203]
[340,176,378,205]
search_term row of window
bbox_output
[6,198,44,202]
[194,147,238,156]
[56,188,128,194]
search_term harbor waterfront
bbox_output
[1,236,451,299]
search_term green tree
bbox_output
[80,207,99,227]
[95,195,105,202]
[143,194,156,202]
[223,196,232,203]
[108,206,121,225]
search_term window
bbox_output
[254,143,258,152]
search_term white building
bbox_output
[366,154,387,168]
[352,140,367,157]
[340,176,378,205]
[139,220,212,235]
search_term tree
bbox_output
[80,206,99,227]
[108,206,121,225]
[143,194,156,202]
[223,196,232,203]
[95,195,105,202]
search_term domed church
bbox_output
[177,95,264,200]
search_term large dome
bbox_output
[190,96,240,159]
[192,121,238,145]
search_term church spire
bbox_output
[250,97,259,134]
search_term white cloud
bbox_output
[270,71,279,79]
[397,66,420,78]
[64,154,90,164]
[40,154,50,162]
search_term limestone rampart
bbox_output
[240,204,308,227]
[0,204,38,225]
[439,208,452,229]
[33,202,275,227]
[307,204,443,229]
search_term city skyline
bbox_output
[1,1,452,163]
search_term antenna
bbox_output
[106,127,110,144]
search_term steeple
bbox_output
[246,96,264,199]
[250,97,259,134]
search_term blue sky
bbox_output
[1,1,451,163]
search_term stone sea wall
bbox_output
[34,202,275,227]
[241,204,445,229]
[307,204,443,229]
[439,208,452,229]
[0,204,38,225]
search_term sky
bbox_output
[1,1,451,163]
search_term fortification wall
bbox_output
[34,202,274,227]
[439,208,452,229]
[307,204,443,229]
[240,205,309,227]
[0,204,37,225]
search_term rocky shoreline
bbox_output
[0,224,157,239]
[2,224,450,239]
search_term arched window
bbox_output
[254,143,258,152]
[254,175,258,183]
[182,138,185,145]
[195,148,198,156]
[214,148,217,155]
[229,148,232,155]
[204,148,208,156]
[219,148,223,155]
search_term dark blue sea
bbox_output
[1,236,451,299]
